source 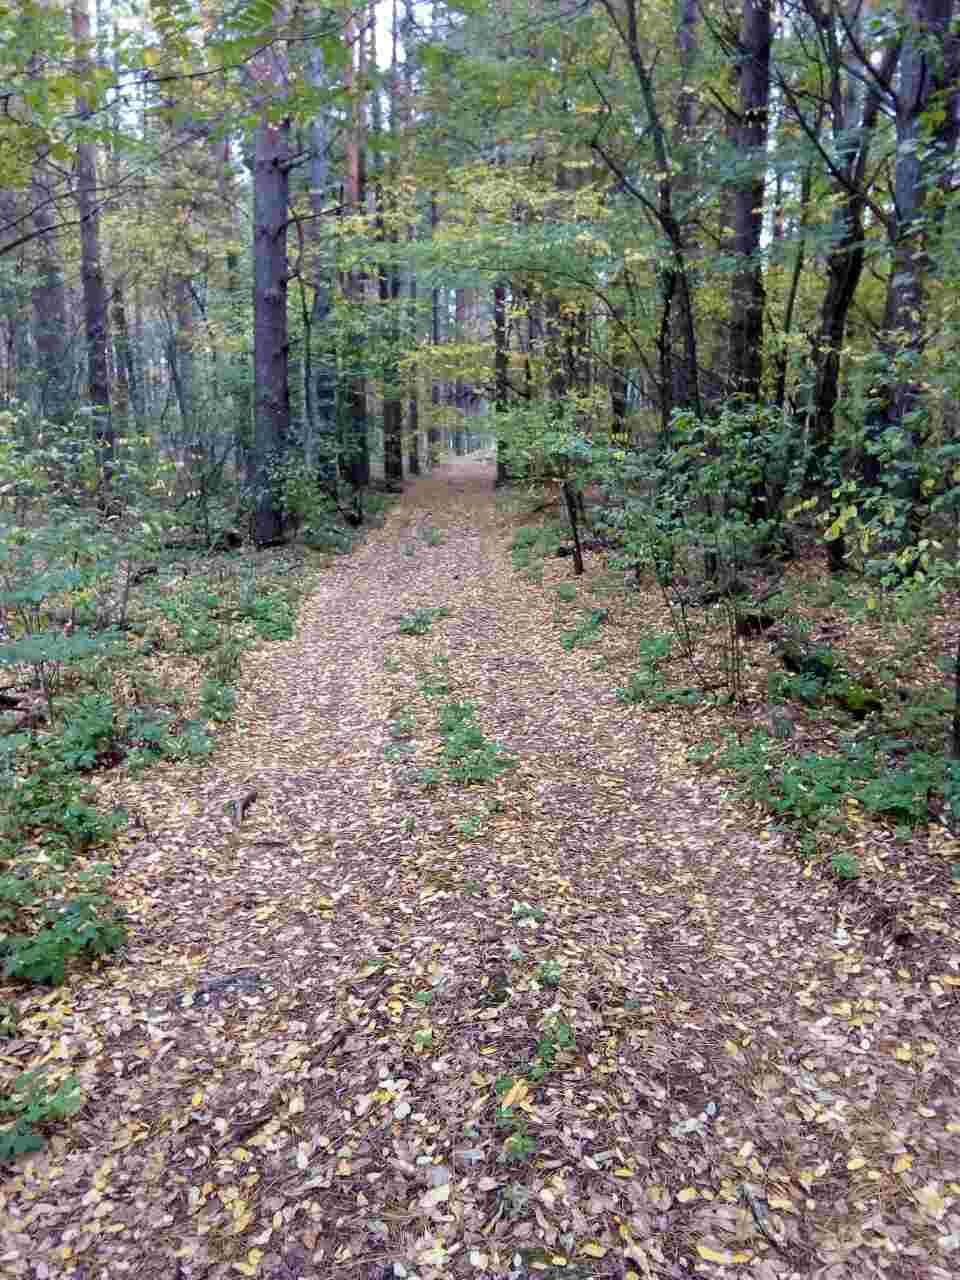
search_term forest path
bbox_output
[2,459,955,1280]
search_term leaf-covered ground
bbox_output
[2,460,959,1280]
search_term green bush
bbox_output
[2,895,126,985]
[398,606,449,636]
[0,1069,83,1162]
[200,680,237,723]
[438,701,515,784]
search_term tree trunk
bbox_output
[111,281,140,424]
[342,4,369,491]
[880,0,958,468]
[28,162,72,423]
[72,0,112,473]
[494,279,510,485]
[251,114,291,546]
[308,33,338,490]
[728,0,771,405]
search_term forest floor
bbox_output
[1,459,959,1280]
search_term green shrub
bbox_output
[438,700,515,784]
[59,695,119,770]
[398,606,449,636]
[200,680,237,723]
[2,895,126,985]
[0,1069,83,1162]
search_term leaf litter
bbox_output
[1,459,959,1279]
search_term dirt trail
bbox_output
[1,460,957,1280]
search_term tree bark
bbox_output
[308,32,338,490]
[728,0,772,405]
[342,4,370,491]
[72,0,112,472]
[29,161,72,423]
[251,103,291,545]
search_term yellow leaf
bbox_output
[677,1187,699,1203]
[847,1157,866,1171]
[768,1196,796,1213]
[723,1040,739,1056]
[501,1078,529,1109]
[894,1044,913,1062]
[191,1090,204,1107]
[613,1167,634,1178]
[697,1245,731,1264]
[894,1154,913,1173]
[421,1184,451,1210]
[580,1242,608,1258]
[946,1122,960,1134]
[917,1183,947,1219]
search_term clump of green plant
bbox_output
[456,813,484,838]
[510,520,567,570]
[236,591,294,641]
[561,608,608,651]
[536,960,562,987]
[511,900,546,923]
[418,655,451,699]
[398,606,450,636]
[707,728,953,833]
[556,583,577,604]
[389,711,416,741]
[831,852,860,881]
[438,700,515,784]
[0,1069,83,1162]
[420,527,444,546]
[529,1017,575,1080]
[494,1076,538,1164]
[2,891,127,986]
[617,631,703,707]
[200,679,237,724]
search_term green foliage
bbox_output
[200,680,238,724]
[418,655,451,699]
[456,813,484,838]
[831,853,860,881]
[709,728,956,835]
[560,608,608,651]
[510,520,568,570]
[398,606,450,635]
[511,900,546,923]
[58,695,119,770]
[2,897,127,986]
[389,711,416,740]
[438,700,515,784]
[529,1017,575,1080]
[0,1070,83,1163]
[556,582,577,603]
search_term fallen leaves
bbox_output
[1,464,959,1279]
